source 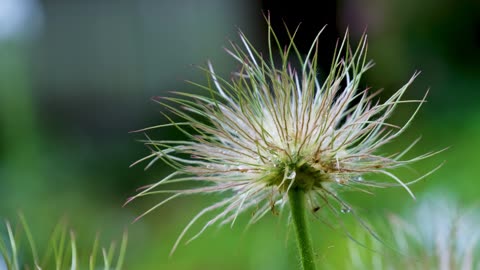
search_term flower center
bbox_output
[266,162,331,192]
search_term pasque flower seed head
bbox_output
[129,21,439,253]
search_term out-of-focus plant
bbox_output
[347,195,479,270]
[0,214,127,270]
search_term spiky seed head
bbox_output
[129,20,438,253]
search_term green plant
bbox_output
[347,195,479,270]
[0,214,127,270]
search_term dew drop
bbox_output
[334,176,345,184]
[353,176,363,182]
[341,207,351,214]
[286,171,297,180]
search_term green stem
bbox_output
[288,189,317,270]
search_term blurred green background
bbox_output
[0,0,478,269]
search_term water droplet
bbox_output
[334,176,345,184]
[286,171,296,180]
[353,176,363,182]
[341,207,351,213]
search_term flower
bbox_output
[347,195,480,270]
[129,21,438,253]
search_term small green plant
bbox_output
[0,214,127,270]
[130,17,438,269]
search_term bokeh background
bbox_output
[0,0,478,269]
